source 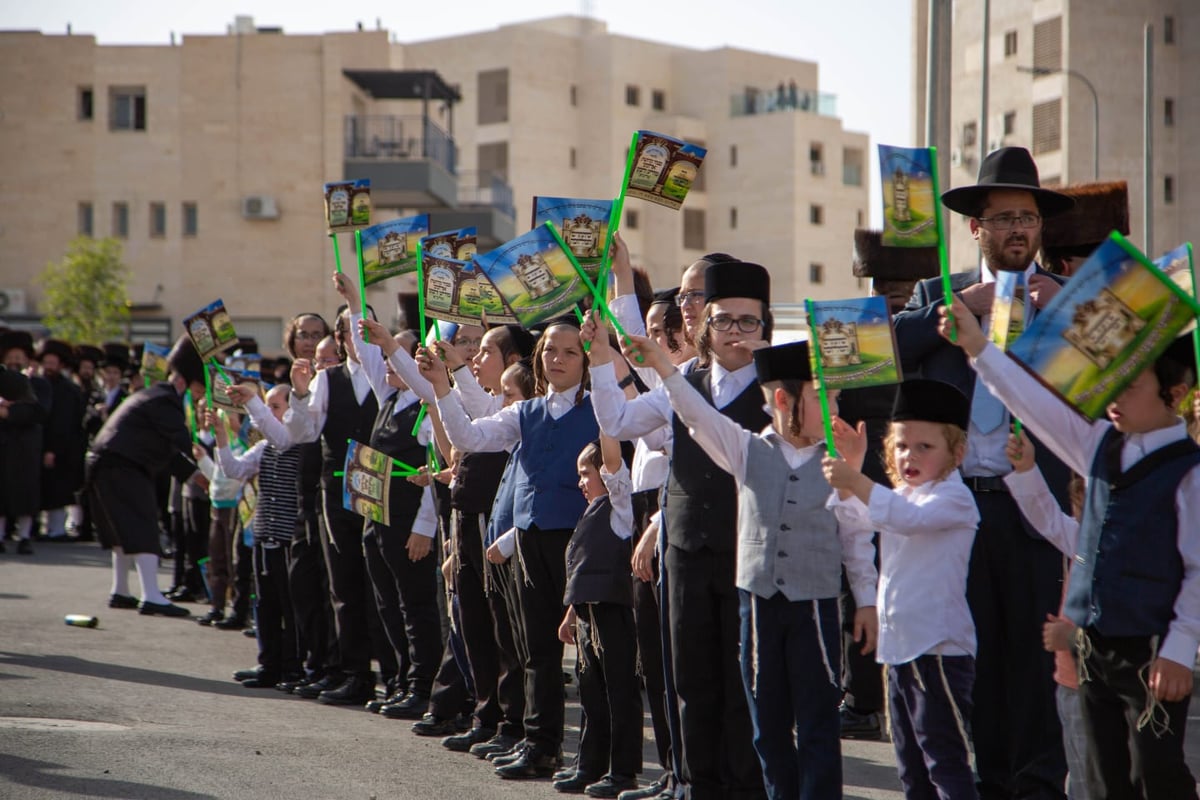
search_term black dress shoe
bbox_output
[585,776,639,798]
[617,774,669,800]
[365,688,405,714]
[496,747,562,780]
[318,673,376,706]
[295,675,339,699]
[409,713,457,736]
[138,600,190,617]
[108,593,139,610]
[196,609,225,626]
[277,674,319,693]
[233,667,263,682]
[442,726,495,752]
[242,675,280,689]
[166,587,202,603]
[16,540,33,555]
[839,703,882,740]
[553,771,601,793]
[491,743,530,766]
[214,615,247,631]
[379,691,429,720]
[470,733,521,759]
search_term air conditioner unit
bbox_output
[0,288,28,314]
[242,195,279,220]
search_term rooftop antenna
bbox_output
[580,0,595,19]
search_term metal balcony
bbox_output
[730,86,838,118]
[344,115,459,209]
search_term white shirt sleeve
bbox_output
[283,368,327,444]
[1162,467,1200,667]
[865,481,981,536]
[242,396,301,450]
[411,484,438,538]
[1002,466,1080,557]
[497,528,517,558]
[349,313,397,406]
[196,453,217,482]
[387,347,438,406]
[601,464,635,541]
[215,440,266,482]
[837,510,878,608]
[435,389,521,454]
[661,370,750,483]
[451,366,499,419]
[589,361,674,440]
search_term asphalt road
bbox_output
[1,543,1193,799]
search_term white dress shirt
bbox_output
[450,365,503,419]
[280,358,372,446]
[973,341,1200,668]
[1003,465,1079,557]
[830,473,979,665]
[600,463,635,541]
[436,383,586,455]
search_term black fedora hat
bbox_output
[942,147,1075,219]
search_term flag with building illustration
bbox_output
[474,221,592,329]
[324,179,371,234]
[878,145,939,248]
[183,299,239,362]
[1155,243,1195,329]
[359,214,431,285]
[1007,233,1200,420]
[342,441,392,525]
[206,363,263,414]
[531,197,614,281]
[141,342,171,383]
[989,271,1029,351]
[621,131,708,211]
[805,296,903,390]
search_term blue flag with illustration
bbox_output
[360,214,430,285]
[806,295,903,389]
[474,222,590,329]
[878,145,939,248]
[531,197,614,281]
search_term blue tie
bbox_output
[971,376,1006,434]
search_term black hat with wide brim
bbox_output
[891,378,970,430]
[942,147,1076,219]
[704,261,770,305]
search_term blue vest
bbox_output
[1065,427,1200,636]
[513,395,598,531]
[486,446,519,546]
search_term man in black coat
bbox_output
[88,335,205,617]
[1,331,47,554]
[893,147,1075,800]
[36,339,87,540]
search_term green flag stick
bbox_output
[411,402,428,437]
[416,240,428,344]
[330,232,344,275]
[428,441,441,473]
[346,439,419,475]
[410,316,442,436]
[203,361,213,410]
[184,389,199,445]
[334,470,412,477]
[355,229,370,344]
[593,133,639,310]
[1187,243,1199,386]
[804,299,838,457]
[928,145,956,343]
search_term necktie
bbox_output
[970,375,1006,434]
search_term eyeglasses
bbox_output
[294,331,324,341]
[977,212,1041,230]
[676,290,706,307]
[707,314,763,333]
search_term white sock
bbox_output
[15,516,33,541]
[133,553,168,605]
[111,549,132,596]
[45,508,67,537]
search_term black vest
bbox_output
[451,451,510,514]
[319,365,379,490]
[564,496,634,607]
[665,369,769,553]
[369,391,426,527]
[296,441,322,516]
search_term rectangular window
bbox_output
[569,147,577,169]
[810,204,824,225]
[625,209,640,230]
[842,147,864,186]
[1032,98,1062,155]
[109,87,147,131]
[149,202,166,238]
[1165,98,1175,127]
[1003,111,1017,136]
[1003,30,1018,57]
[1164,16,1175,45]
[625,85,640,107]
[182,202,198,237]
[1165,175,1175,205]
[730,207,738,229]
[112,202,129,238]
[810,143,825,176]
[78,87,93,121]
[651,89,666,111]
[683,209,705,250]
[1033,17,1062,72]
[477,141,509,182]
[78,202,93,236]
[569,84,577,106]
[962,121,978,147]
[730,144,738,167]
[477,69,509,125]
[809,263,824,284]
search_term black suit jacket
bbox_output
[893,265,1074,523]
[90,382,197,483]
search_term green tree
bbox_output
[38,236,131,343]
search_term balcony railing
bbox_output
[456,170,515,220]
[344,115,458,175]
[730,86,838,118]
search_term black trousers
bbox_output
[968,490,1066,800]
[456,512,525,735]
[362,521,439,696]
[840,561,883,714]
[512,527,572,754]
[889,655,976,800]
[634,561,673,774]
[231,520,253,620]
[253,542,300,677]
[183,496,210,597]
[488,556,530,740]
[319,488,374,677]
[576,602,643,780]
[1078,632,1197,800]
[428,604,472,720]
[665,544,765,800]
[288,509,335,679]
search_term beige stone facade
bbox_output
[0,16,869,349]
[915,0,1197,271]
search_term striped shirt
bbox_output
[217,441,301,544]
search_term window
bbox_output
[810,204,824,225]
[856,209,865,227]
[1033,17,1062,72]
[842,147,864,186]
[182,202,198,237]
[569,84,577,106]
[477,69,509,125]
[730,207,738,230]
[1032,99,1062,154]
[810,143,825,176]
[625,209,640,230]
[683,209,705,250]
[78,87,93,121]
[1165,16,1175,45]
[809,263,824,285]
[477,141,509,182]
[1165,176,1175,205]
[149,202,166,237]
[730,144,738,167]
[962,121,978,147]
[78,202,93,236]
[569,147,577,169]
[1003,30,1018,58]
[625,85,640,107]
[1165,98,1175,127]
[651,90,666,111]
[112,202,129,238]
[1003,111,1017,136]
[109,87,146,131]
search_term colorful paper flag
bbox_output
[359,214,431,285]
[1007,233,1200,420]
[622,131,707,211]
[806,296,903,390]
[141,341,171,383]
[474,222,592,329]
[324,179,371,234]
[342,440,393,525]
[532,197,614,281]
[206,362,263,415]
[878,145,939,248]
[989,271,1029,351]
[183,299,239,362]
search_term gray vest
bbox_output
[737,436,842,601]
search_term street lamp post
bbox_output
[1018,65,1099,180]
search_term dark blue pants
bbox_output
[888,655,978,800]
[738,591,842,800]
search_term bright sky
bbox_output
[5,0,914,226]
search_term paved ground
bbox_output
[2,543,1194,799]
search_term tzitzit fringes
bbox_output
[1135,635,1172,738]
[515,529,533,587]
[911,660,927,693]
[588,604,604,659]
[813,599,837,688]
[1074,627,1093,685]
[935,655,975,773]
[750,594,760,698]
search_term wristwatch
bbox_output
[617,373,636,390]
